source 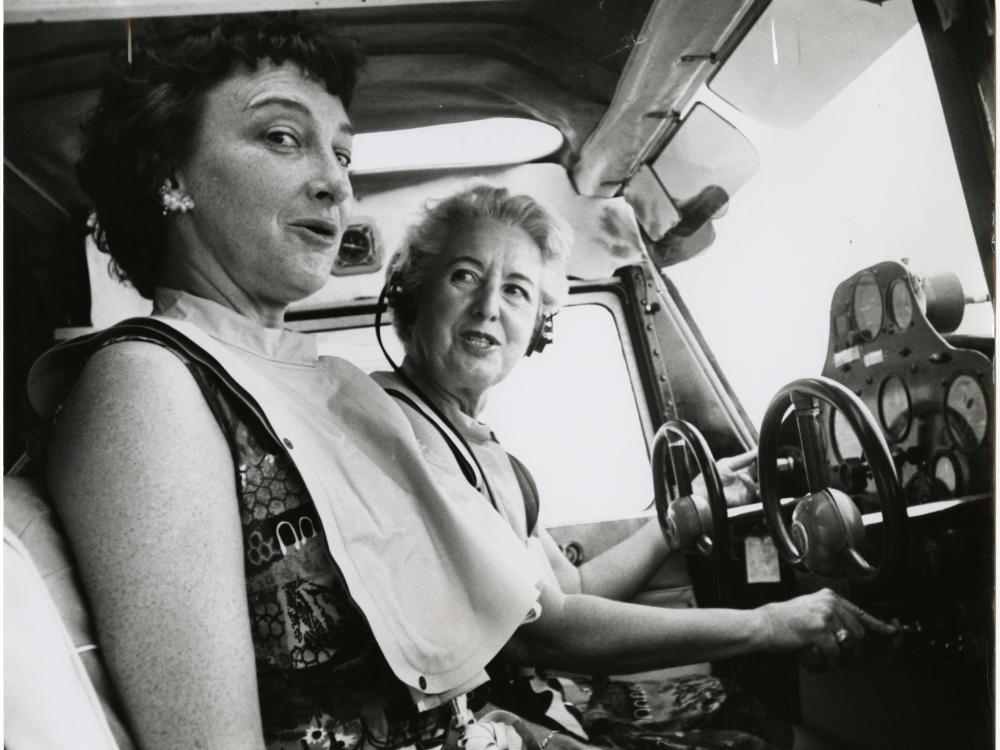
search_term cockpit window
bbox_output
[708,0,917,128]
[316,296,654,528]
[480,300,653,528]
[669,25,992,427]
[351,118,564,174]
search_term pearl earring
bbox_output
[158,180,195,216]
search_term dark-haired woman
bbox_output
[28,15,545,750]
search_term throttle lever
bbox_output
[862,619,923,657]
[798,618,917,672]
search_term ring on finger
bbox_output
[834,627,850,643]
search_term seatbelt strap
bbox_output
[384,387,542,536]
[383,387,480,489]
[506,453,540,536]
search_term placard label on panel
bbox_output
[863,349,884,367]
[745,534,781,583]
[834,346,860,368]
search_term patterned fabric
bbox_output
[488,673,791,750]
[577,675,791,750]
[490,674,793,750]
[103,336,448,750]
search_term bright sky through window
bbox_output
[350,118,563,174]
[670,26,990,426]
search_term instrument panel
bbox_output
[820,261,991,507]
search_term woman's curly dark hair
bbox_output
[78,13,363,299]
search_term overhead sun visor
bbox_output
[622,165,681,241]
[635,104,759,267]
[649,105,758,207]
[573,0,764,198]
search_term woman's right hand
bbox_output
[756,588,897,666]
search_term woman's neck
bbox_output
[159,259,287,329]
[400,358,486,418]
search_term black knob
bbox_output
[839,458,869,494]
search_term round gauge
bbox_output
[878,376,911,441]
[830,408,862,462]
[852,271,883,341]
[945,374,988,452]
[931,452,962,497]
[889,278,914,329]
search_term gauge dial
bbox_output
[852,271,883,341]
[945,374,988,452]
[830,408,862,462]
[931,452,961,497]
[878,376,911,441]
[889,278,914,329]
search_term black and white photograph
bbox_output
[3,1,994,748]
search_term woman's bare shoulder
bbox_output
[60,338,223,430]
[46,337,233,510]
[76,337,202,398]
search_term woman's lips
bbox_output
[287,218,340,246]
[459,330,501,349]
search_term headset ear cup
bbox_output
[386,272,413,331]
[387,272,402,302]
[527,313,554,356]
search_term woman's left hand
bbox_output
[692,448,758,507]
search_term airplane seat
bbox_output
[4,474,137,749]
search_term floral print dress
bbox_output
[139,339,450,750]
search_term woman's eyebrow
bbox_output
[506,271,538,286]
[246,94,310,114]
[245,94,355,136]
[447,256,486,270]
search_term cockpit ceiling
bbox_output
[5,0,759,223]
[5,1,650,217]
[5,48,609,219]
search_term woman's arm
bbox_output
[45,342,265,750]
[541,449,760,598]
[537,520,671,599]
[511,581,895,675]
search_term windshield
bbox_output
[668,25,992,427]
[708,0,916,128]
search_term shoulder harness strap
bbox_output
[506,453,540,536]
[383,387,542,534]
[383,387,479,488]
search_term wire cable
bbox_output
[375,285,500,511]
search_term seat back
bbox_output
[4,475,136,749]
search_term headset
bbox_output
[528,311,554,357]
[376,272,554,507]
[385,271,555,357]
